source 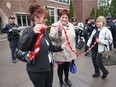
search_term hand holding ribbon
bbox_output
[33,24,47,34]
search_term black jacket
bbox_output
[1,23,20,40]
[107,21,116,40]
[83,24,92,40]
[18,26,63,72]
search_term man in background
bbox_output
[1,15,20,63]
[106,16,116,48]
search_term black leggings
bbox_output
[57,62,70,83]
[27,67,53,87]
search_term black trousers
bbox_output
[84,37,89,53]
[91,50,108,75]
[9,39,19,61]
[57,62,70,83]
[27,66,53,87]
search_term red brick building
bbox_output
[0,0,70,29]
[73,0,98,23]
[0,0,98,29]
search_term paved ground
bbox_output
[0,38,116,87]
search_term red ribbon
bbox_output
[61,26,97,56]
[29,27,46,60]
[28,25,97,60]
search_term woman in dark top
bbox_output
[18,4,66,87]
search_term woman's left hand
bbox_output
[96,38,101,43]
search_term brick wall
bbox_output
[0,0,35,17]
[36,0,69,9]
[0,0,98,25]
[72,0,98,23]
[73,0,83,22]
[83,0,98,22]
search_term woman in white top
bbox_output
[87,16,113,79]
[50,9,76,87]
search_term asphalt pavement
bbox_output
[0,37,116,87]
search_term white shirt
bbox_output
[45,38,52,63]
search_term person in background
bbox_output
[112,17,116,23]
[89,17,96,31]
[106,15,116,48]
[87,16,113,79]
[71,17,78,45]
[18,4,66,87]
[50,9,76,87]
[1,15,20,63]
[83,17,92,56]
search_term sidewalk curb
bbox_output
[0,34,7,39]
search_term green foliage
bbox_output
[96,9,99,18]
[45,5,51,32]
[70,0,74,20]
[97,0,110,17]
[110,0,116,17]
[96,0,116,18]
[90,8,95,18]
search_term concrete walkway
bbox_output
[0,38,116,87]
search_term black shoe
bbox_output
[102,72,109,79]
[92,74,100,77]
[64,79,72,86]
[85,53,90,56]
[13,59,17,63]
[60,82,66,87]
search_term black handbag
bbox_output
[15,49,35,64]
[100,48,116,66]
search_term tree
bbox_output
[90,8,95,18]
[96,9,99,18]
[110,0,116,17]
[97,0,110,16]
[45,5,51,32]
[70,0,74,20]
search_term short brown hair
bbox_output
[29,4,48,21]
[59,9,70,18]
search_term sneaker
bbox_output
[92,74,100,77]
[102,72,109,79]
[60,82,66,87]
[64,79,72,86]
[13,59,17,63]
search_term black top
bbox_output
[18,26,63,72]
[84,24,93,39]
[92,29,100,51]
[1,23,20,39]
[107,21,116,41]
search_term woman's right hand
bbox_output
[61,41,67,49]
[33,24,47,34]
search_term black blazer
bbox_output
[18,26,63,72]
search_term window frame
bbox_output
[15,13,31,28]
[47,6,64,23]
[50,0,70,5]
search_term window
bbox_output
[16,14,31,27]
[57,9,61,20]
[48,7,62,23]
[48,8,55,23]
[52,0,70,4]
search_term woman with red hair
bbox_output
[18,4,66,87]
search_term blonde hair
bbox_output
[96,16,106,26]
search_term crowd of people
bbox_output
[1,3,116,87]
